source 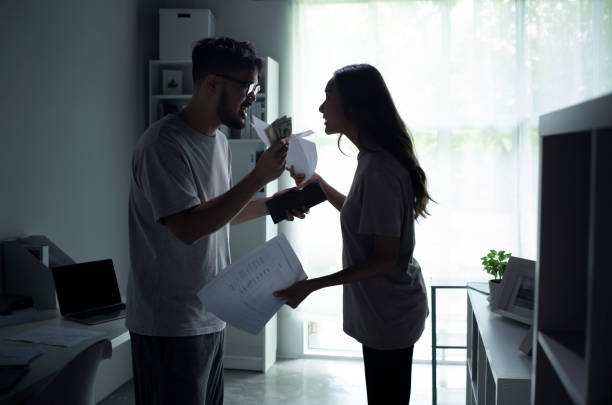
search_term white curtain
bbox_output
[284,0,612,357]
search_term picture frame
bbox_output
[162,69,183,95]
[491,256,536,325]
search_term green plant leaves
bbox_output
[481,249,512,280]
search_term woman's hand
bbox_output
[287,166,321,189]
[273,279,315,308]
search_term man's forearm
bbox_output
[230,198,269,225]
[168,171,266,244]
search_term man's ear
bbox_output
[203,73,219,95]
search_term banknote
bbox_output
[264,116,292,144]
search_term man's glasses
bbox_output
[216,74,261,97]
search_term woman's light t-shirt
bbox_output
[341,149,429,350]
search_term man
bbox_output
[127,37,297,405]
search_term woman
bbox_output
[274,64,434,404]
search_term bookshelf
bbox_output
[533,92,612,404]
[148,56,278,134]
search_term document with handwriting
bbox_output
[197,234,306,334]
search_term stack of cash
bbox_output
[264,116,292,144]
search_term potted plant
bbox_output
[481,249,511,302]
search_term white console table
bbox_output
[466,290,531,405]
[0,312,131,404]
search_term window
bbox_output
[288,0,612,359]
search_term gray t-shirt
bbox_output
[341,149,429,350]
[126,114,231,336]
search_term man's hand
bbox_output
[271,187,309,221]
[273,279,315,308]
[253,138,289,185]
[287,165,320,189]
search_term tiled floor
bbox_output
[99,358,465,405]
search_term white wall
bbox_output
[0,0,160,294]
[0,0,301,359]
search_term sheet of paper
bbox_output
[291,130,314,139]
[251,116,271,147]
[0,345,44,366]
[287,138,318,185]
[7,325,105,348]
[197,234,307,335]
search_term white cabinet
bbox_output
[466,290,532,405]
[533,93,612,404]
[226,140,278,373]
[224,57,279,373]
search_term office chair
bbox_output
[25,338,112,405]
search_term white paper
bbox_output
[0,345,44,366]
[251,116,271,147]
[287,138,318,185]
[291,129,314,139]
[197,234,307,335]
[250,117,318,181]
[7,325,105,348]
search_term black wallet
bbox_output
[266,181,328,223]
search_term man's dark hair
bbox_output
[192,37,263,88]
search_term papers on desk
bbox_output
[251,116,318,183]
[6,325,105,348]
[0,345,44,366]
[197,234,307,335]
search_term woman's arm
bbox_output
[274,234,400,308]
[315,174,346,212]
[288,168,346,212]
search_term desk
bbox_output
[466,289,531,404]
[0,311,130,405]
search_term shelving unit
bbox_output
[466,290,532,405]
[148,59,193,125]
[148,56,279,134]
[533,92,612,404]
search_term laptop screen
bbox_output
[52,259,122,315]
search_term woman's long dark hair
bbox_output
[333,64,434,219]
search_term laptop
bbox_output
[51,259,126,325]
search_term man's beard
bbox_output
[218,88,249,129]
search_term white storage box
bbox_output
[159,9,215,60]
